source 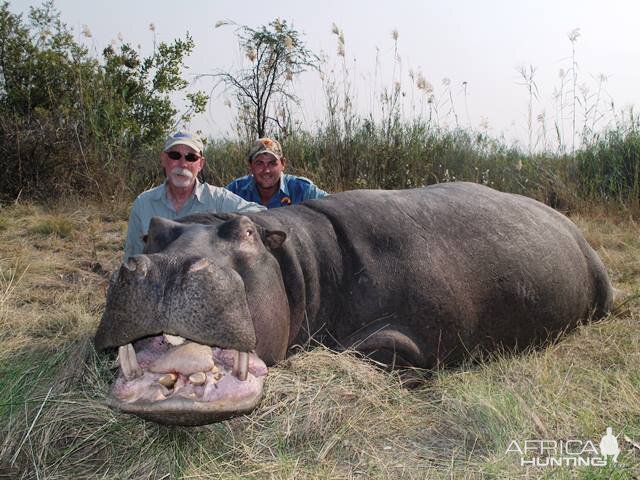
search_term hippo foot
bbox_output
[107,334,268,425]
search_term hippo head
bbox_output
[94,215,290,425]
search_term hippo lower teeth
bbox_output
[189,372,206,385]
[158,373,178,388]
[163,334,186,346]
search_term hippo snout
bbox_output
[95,253,257,352]
[95,251,269,424]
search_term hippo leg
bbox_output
[340,322,424,368]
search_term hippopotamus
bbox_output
[94,182,613,425]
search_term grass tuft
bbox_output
[29,215,75,239]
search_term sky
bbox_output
[11,0,640,149]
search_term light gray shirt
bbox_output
[123,180,266,261]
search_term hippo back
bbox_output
[244,182,612,366]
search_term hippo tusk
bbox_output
[118,343,142,380]
[163,333,186,346]
[233,351,249,381]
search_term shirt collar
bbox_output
[151,182,167,200]
[193,179,205,202]
[279,174,290,196]
[251,174,288,196]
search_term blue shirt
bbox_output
[124,180,265,261]
[225,173,328,209]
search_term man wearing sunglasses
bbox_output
[123,132,265,262]
[226,137,328,208]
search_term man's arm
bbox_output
[302,181,329,200]
[218,188,266,213]
[225,178,240,194]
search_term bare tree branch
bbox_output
[210,19,319,139]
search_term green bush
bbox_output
[0,1,206,202]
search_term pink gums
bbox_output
[110,335,268,405]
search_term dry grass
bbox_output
[574,211,640,294]
[0,200,638,479]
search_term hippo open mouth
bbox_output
[108,334,268,426]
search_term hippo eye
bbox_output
[246,229,253,237]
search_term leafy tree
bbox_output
[0,1,207,200]
[212,18,319,139]
[97,36,208,157]
[0,1,89,115]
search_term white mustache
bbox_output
[168,167,195,188]
[170,167,194,180]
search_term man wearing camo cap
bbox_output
[226,137,328,208]
[123,131,265,262]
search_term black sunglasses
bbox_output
[166,151,201,162]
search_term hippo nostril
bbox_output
[124,255,151,277]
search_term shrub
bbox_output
[0,1,206,202]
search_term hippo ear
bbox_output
[264,230,287,251]
[145,217,185,253]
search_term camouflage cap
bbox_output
[246,137,283,162]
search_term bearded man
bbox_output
[123,132,265,261]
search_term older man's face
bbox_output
[250,153,285,191]
[161,144,204,189]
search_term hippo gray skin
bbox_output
[94,182,613,425]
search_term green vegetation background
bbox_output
[1,2,639,215]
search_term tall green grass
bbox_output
[576,117,640,209]
[204,121,588,212]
